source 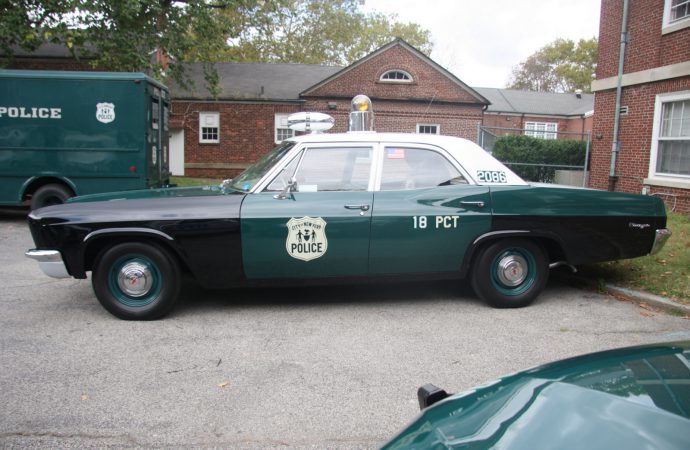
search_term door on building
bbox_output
[169,129,185,176]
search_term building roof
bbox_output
[475,87,594,116]
[301,38,490,105]
[169,63,342,101]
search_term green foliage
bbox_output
[508,38,598,93]
[0,0,235,92]
[1,0,432,93]
[491,135,587,183]
[224,0,432,65]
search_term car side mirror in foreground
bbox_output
[418,384,451,410]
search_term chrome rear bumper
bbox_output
[650,228,672,256]
[25,249,70,278]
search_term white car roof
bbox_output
[287,132,527,186]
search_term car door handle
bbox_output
[460,201,485,208]
[344,204,370,211]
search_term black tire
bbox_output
[471,239,548,308]
[92,242,181,320]
[31,184,72,210]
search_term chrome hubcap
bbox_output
[497,254,528,287]
[117,262,153,297]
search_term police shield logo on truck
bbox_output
[285,217,328,261]
[96,102,115,124]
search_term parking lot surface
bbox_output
[2,208,689,448]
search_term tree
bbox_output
[1,0,432,91]
[508,38,598,93]
[223,0,432,65]
[0,0,242,90]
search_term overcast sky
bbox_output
[363,0,601,89]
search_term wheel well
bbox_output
[465,235,567,275]
[83,236,191,276]
[23,177,75,201]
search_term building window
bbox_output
[650,91,690,179]
[199,112,219,143]
[663,0,690,33]
[416,124,439,135]
[525,122,558,140]
[275,113,294,143]
[380,70,413,83]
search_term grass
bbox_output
[578,213,690,304]
[170,176,223,187]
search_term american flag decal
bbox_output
[386,148,405,159]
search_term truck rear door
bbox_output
[147,85,170,187]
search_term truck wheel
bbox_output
[92,242,180,320]
[31,184,72,210]
[471,239,548,308]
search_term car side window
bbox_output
[380,147,467,190]
[288,147,372,192]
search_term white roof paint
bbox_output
[287,132,528,186]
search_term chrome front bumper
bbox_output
[650,228,672,256]
[25,249,70,278]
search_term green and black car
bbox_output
[26,98,671,320]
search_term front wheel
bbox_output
[471,239,548,308]
[92,242,180,320]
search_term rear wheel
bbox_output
[471,239,548,308]
[31,184,72,210]
[92,242,180,320]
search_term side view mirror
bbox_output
[274,177,297,200]
[417,384,451,410]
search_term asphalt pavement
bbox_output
[1,208,689,448]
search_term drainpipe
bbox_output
[609,0,630,191]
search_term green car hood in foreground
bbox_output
[382,341,690,450]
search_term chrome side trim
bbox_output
[650,228,672,255]
[25,249,70,278]
[472,230,530,246]
[549,261,578,273]
[83,227,174,242]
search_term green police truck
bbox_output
[0,70,171,210]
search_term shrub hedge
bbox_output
[491,135,588,183]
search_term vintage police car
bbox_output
[26,96,671,320]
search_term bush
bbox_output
[491,135,588,183]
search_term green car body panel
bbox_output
[382,341,690,450]
[0,69,170,207]
[368,186,491,275]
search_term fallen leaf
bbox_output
[217,381,229,388]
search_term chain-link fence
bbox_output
[478,125,591,187]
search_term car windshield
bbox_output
[229,141,296,192]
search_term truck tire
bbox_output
[471,239,548,308]
[92,242,181,320]
[31,184,72,210]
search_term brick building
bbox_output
[590,0,690,213]
[4,38,596,182]
[478,88,593,140]
[168,39,489,177]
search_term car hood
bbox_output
[68,184,229,203]
[29,188,246,224]
[382,341,690,450]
